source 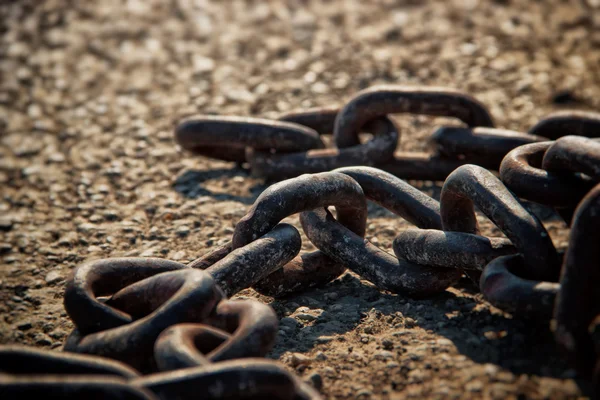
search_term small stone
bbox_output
[0,243,12,254]
[315,351,327,361]
[381,338,394,350]
[290,353,312,367]
[0,218,13,231]
[45,271,63,284]
[17,322,32,330]
[35,336,52,346]
[355,388,373,398]
[295,313,317,322]
[175,225,190,237]
[307,372,323,390]
[280,317,301,328]
[405,317,417,327]
[316,336,334,344]
[373,350,394,361]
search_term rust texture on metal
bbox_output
[64,269,224,372]
[542,135,600,180]
[528,110,600,140]
[231,171,368,297]
[479,255,559,319]
[175,115,324,162]
[247,111,399,180]
[393,229,516,271]
[441,164,560,282]
[499,141,594,208]
[431,126,545,165]
[332,85,494,148]
[298,167,463,297]
[553,183,600,377]
[174,85,556,182]
[11,85,600,397]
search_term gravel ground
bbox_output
[1,0,600,399]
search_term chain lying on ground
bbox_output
[1,262,320,399]
[176,85,555,181]
[3,86,600,398]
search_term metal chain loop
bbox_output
[440,164,560,282]
[231,171,368,297]
[528,111,600,140]
[299,167,462,297]
[175,115,325,162]
[64,268,224,372]
[175,85,556,182]
[247,108,399,180]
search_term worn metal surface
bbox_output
[432,126,545,166]
[553,183,600,377]
[393,229,516,270]
[0,345,140,378]
[479,255,559,319]
[192,223,302,297]
[247,113,398,180]
[333,166,442,229]
[132,359,321,400]
[499,141,594,208]
[64,269,224,372]
[528,110,600,140]
[542,135,600,180]
[441,164,560,282]
[333,85,494,148]
[154,300,277,369]
[0,374,159,400]
[232,171,368,297]
[63,258,190,335]
[175,115,324,162]
[0,345,155,399]
[300,208,461,297]
[296,167,464,297]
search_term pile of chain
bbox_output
[3,84,600,398]
[0,261,321,399]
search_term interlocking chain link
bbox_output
[6,86,600,398]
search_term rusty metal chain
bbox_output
[2,258,320,399]
[7,87,600,398]
[175,85,562,181]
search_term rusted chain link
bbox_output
[0,346,319,400]
[176,85,555,181]
[2,256,321,399]
[298,167,462,297]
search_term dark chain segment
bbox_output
[2,259,320,399]
[175,85,587,182]
[8,91,600,397]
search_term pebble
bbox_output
[0,218,13,231]
[372,350,394,361]
[175,225,190,237]
[295,313,317,322]
[307,372,323,390]
[280,317,301,328]
[315,351,327,361]
[290,353,312,367]
[0,243,12,254]
[355,388,373,398]
[45,271,63,284]
[17,322,32,330]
